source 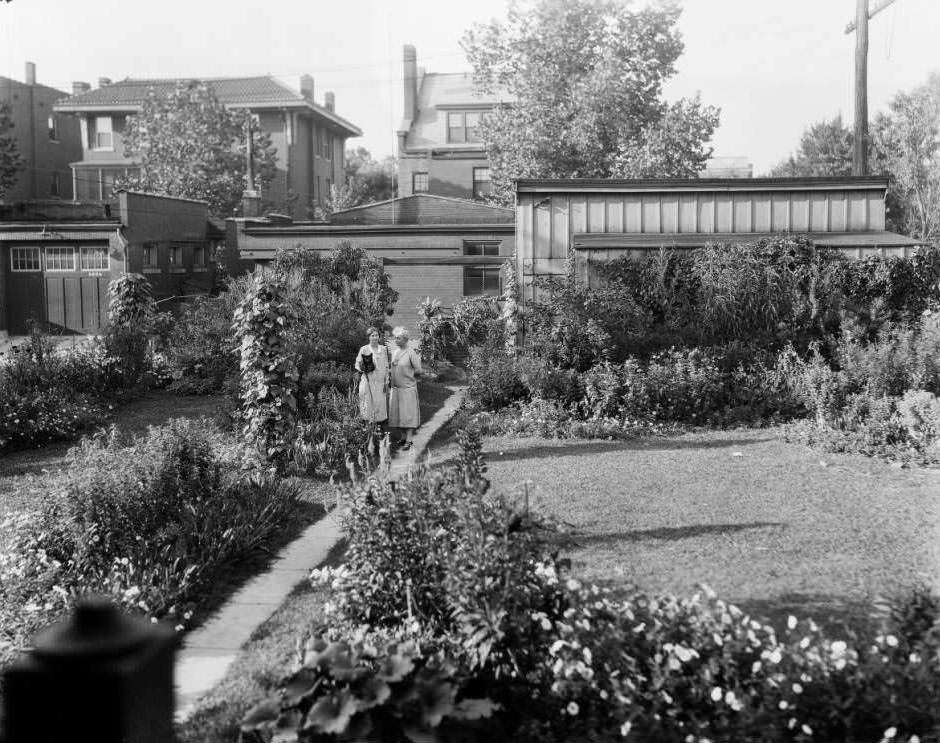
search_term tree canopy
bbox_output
[327,147,397,213]
[0,102,25,199]
[461,0,720,204]
[770,74,940,242]
[117,81,277,216]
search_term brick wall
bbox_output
[398,152,491,199]
[385,265,464,336]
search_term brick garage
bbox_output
[225,194,515,336]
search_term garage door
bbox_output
[5,245,111,335]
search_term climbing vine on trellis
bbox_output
[233,275,299,469]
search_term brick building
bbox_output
[53,76,361,218]
[0,192,218,338]
[0,62,82,201]
[396,45,509,201]
[224,194,515,335]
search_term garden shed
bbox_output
[513,176,922,302]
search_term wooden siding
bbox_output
[517,183,897,298]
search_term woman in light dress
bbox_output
[388,326,423,450]
[354,327,390,427]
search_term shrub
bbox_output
[897,389,940,452]
[0,418,301,671]
[466,343,527,412]
[106,273,158,385]
[526,273,646,371]
[164,293,239,395]
[416,296,455,362]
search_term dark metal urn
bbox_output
[2,597,178,743]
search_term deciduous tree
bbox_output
[770,116,856,178]
[874,73,940,242]
[771,75,940,241]
[0,102,24,199]
[461,0,720,204]
[117,81,277,216]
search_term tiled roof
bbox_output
[57,76,304,107]
[55,76,362,136]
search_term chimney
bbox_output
[97,77,112,88]
[25,62,36,86]
[241,191,261,219]
[403,44,417,123]
[324,91,335,112]
[72,81,91,96]
[300,74,314,102]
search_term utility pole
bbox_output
[844,0,898,175]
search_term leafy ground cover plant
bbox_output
[0,417,301,675]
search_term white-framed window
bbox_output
[92,116,113,149]
[413,172,429,193]
[80,246,109,271]
[463,240,500,257]
[11,247,41,272]
[48,115,59,142]
[143,242,159,267]
[169,244,184,267]
[473,167,492,200]
[193,245,207,267]
[446,110,483,144]
[45,246,76,271]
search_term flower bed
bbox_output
[242,430,940,742]
[0,418,305,675]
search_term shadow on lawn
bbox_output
[573,521,785,545]
[488,436,775,463]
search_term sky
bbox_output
[1,0,938,175]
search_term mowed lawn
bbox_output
[429,427,940,629]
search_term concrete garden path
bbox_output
[174,386,466,721]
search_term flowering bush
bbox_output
[0,328,136,452]
[0,418,301,673]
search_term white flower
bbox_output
[752,661,762,674]
[883,728,897,740]
[787,615,798,630]
[620,721,632,737]
[710,686,723,702]
[909,736,920,743]
[802,724,813,735]
[675,645,695,662]
[566,701,579,716]
[768,648,782,664]
[566,578,582,591]
[792,683,803,694]
[830,640,847,658]
[122,586,141,600]
[725,691,743,711]
[886,634,899,647]
[778,700,789,710]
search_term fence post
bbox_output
[2,597,178,743]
